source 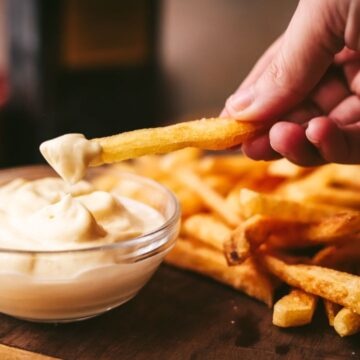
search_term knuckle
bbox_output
[267,61,285,86]
[265,54,305,100]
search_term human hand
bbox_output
[222,0,360,166]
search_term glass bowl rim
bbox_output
[0,168,181,255]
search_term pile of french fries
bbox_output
[92,149,360,337]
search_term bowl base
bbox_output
[12,312,104,324]
[5,293,137,323]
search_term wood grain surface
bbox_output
[0,344,58,360]
[0,265,359,360]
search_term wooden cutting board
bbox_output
[0,166,358,359]
[0,265,359,360]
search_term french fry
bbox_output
[165,238,274,306]
[226,211,360,265]
[226,186,243,217]
[91,118,262,165]
[239,189,339,222]
[262,254,360,314]
[307,188,360,210]
[328,164,360,191]
[323,300,341,326]
[178,169,240,227]
[334,307,360,337]
[279,165,360,209]
[133,155,164,179]
[225,183,279,218]
[173,188,204,217]
[267,158,313,179]
[225,216,305,265]
[204,174,235,196]
[313,243,360,268]
[159,178,204,217]
[197,155,268,177]
[314,246,350,329]
[182,214,231,251]
[224,224,252,265]
[158,148,203,171]
[303,212,360,241]
[272,289,317,327]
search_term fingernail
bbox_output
[226,87,254,117]
[305,122,320,145]
[219,108,229,117]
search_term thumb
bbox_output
[226,0,348,121]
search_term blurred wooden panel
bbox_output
[160,0,298,119]
[62,0,150,68]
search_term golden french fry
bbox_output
[303,212,360,241]
[174,188,204,217]
[262,254,360,314]
[312,242,354,330]
[224,223,252,265]
[323,300,341,327]
[197,155,268,177]
[272,289,317,327]
[267,158,313,178]
[328,164,360,191]
[132,155,164,179]
[158,177,204,217]
[307,188,360,210]
[108,162,137,173]
[91,118,262,165]
[225,216,306,265]
[159,148,203,171]
[226,211,360,265]
[239,189,339,222]
[204,174,235,196]
[182,214,231,251]
[178,169,240,227]
[279,165,360,209]
[334,307,360,337]
[313,243,360,268]
[226,186,243,217]
[166,238,274,306]
[278,165,331,196]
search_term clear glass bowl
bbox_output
[0,166,180,323]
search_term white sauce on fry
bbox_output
[40,133,102,183]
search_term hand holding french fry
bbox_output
[222,0,360,167]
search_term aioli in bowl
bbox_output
[0,167,180,322]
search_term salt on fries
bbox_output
[92,150,360,337]
[90,118,261,165]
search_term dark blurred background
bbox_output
[0,0,297,166]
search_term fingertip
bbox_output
[242,134,281,161]
[305,117,333,145]
[220,108,230,117]
[269,122,324,166]
[306,117,349,163]
[225,88,255,120]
